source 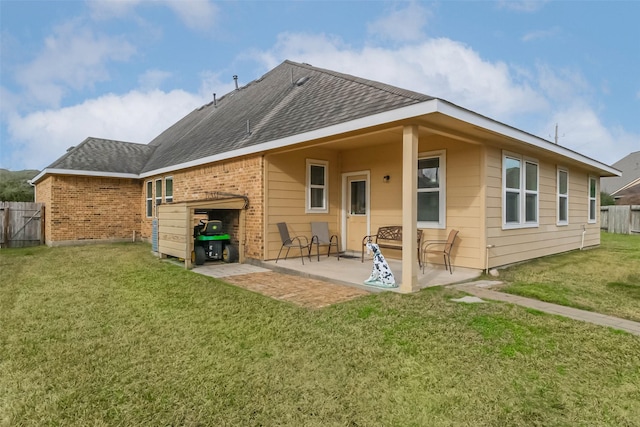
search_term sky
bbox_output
[1,0,638,172]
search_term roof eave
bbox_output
[434,100,621,177]
[140,99,441,178]
[34,97,620,181]
[30,168,140,184]
[141,98,620,178]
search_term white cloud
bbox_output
[5,89,206,169]
[138,69,173,90]
[522,26,560,42]
[541,104,640,165]
[497,1,547,13]
[198,70,236,101]
[15,20,135,108]
[88,0,142,20]
[254,33,547,122]
[0,86,20,118]
[536,64,590,103]
[367,2,431,42]
[250,31,639,164]
[89,0,218,32]
[165,0,219,32]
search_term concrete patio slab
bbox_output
[192,262,270,278]
[255,254,481,292]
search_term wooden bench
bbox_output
[362,226,422,267]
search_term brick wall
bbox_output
[35,176,53,244]
[142,155,265,259]
[36,175,142,244]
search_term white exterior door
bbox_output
[342,172,370,252]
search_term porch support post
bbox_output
[400,125,419,293]
[238,208,246,264]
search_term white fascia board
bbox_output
[30,168,139,184]
[435,100,621,177]
[137,97,618,179]
[139,100,440,178]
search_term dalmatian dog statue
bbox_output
[364,242,397,288]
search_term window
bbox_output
[417,151,446,228]
[557,168,568,225]
[165,177,173,203]
[588,176,597,223]
[503,152,538,228]
[306,159,328,213]
[350,180,366,215]
[155,179,162,217]
[146,181,153,218]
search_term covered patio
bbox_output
[258,253,481,293]
[192,253,480,307]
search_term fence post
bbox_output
[40,205,46,245]
[1,205,9,248]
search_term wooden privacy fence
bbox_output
[0,202,44,248]
[600,205,640,235]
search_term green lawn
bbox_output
[497,232,640,322]
[1,242,639,426]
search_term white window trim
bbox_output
[165,176,173,203]
[588,175,597,224]
[502,151,539,229]
[155,179,162,217]
[146,181,153,218]
[417,150,446,229]
[306,159,329,214]
[557,167,569,226]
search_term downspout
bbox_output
[28,179,36,202]
[580,224,586,250]
[485,244,495,275]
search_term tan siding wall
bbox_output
[342,142,402,229]
[157,204,189,259]
[445,142,483,269]
[142,155,264,259]
[485,146,601,268]
[341,136,484,269]
[36,175,142,245]
[265,148,340,260]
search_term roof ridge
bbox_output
[245,82,300,138]
[286,60,430,102]
[85,136,151,147]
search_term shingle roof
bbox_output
[141,60,433,173]
[47,137,155,174]
[601,150,640,194]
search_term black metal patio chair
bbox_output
[310,222,340,261]
[276,222,312,265]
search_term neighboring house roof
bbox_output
[616,179,640,195]
[32,60,620,184]
[601,150,640,195]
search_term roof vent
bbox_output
[295,76,309,86]
[233,75,239,90]
[66,146,75,152]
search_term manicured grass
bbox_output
[497,232,640,322]
[1,243,640,426]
